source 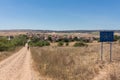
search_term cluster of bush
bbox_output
[30,36,88,47]
[29,41,50,47]
[29,37,50,47]
[57,41,69,46]
[48,36,93,43]
[0,35,28,51]
[54,37,88,47]
[73,42,88,47]
[57,41,88,47]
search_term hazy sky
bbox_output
[0,0,120,30]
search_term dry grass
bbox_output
[100,43,120,80]
[31,43,120,80]
[0,47,22,61]
[31,44,100,80]
[0,31,26,36]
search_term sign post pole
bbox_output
[101,42,103,61]
[110,42,112,62]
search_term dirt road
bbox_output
[0,46,38,80]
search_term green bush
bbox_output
[43,41,50,46]
[0,37,14,51]
[58,41,64,46]
[74,42,88,47]
[114,35,120,41]
[36,41,44,47]
[12,35,27,46]
[0,42,9,51]
[31,36,40,43]
[65,42,69,46]
[0,35,28,51]
[29,40,50,47]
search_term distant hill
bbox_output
[0,29,120,33]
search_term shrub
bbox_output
[43,41,50,46]
[74,42,88,47]
[29,40,50,47]
[65,42,69,46]
[36,41,44,47]
[63,38,69,42]
[31,36,40,43]
[37,41,50,47]
[0,42,9,51]
[114,35,120,41]
[58,41,64,46]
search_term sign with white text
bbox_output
[100,31,114,42]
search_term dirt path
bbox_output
[0,46,39,80]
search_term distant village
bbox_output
[26,32,99,42]
[0,31,99,42]
[1,31,120,43]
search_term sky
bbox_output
[0,0,120,30]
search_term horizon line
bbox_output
[0,29,119,31]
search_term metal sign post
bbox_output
[100,31,114,62]
[101,42,103,61]
[110,42,112,62]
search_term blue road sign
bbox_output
[100,31,114,42]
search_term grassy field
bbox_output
[0,47,22,61]
[31,42,120,80]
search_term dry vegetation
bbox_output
[0,47,22,61]
[31,44,100,80]
[31,43,120,80]
[0,31,26,36]
[98,42,120,80]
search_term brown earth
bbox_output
[0,46,41,80]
